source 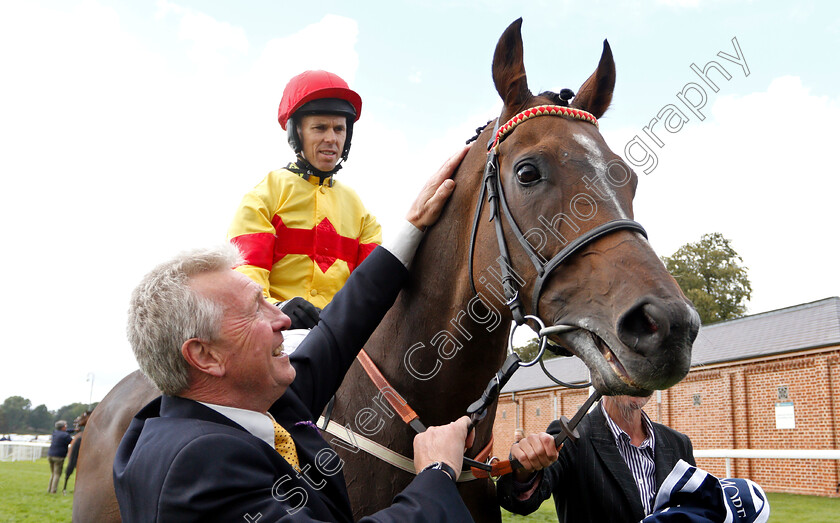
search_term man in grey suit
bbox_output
[497,394,695,522]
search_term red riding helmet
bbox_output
[278,70,362,162]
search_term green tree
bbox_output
[0,396,32,433]
[27,405,53,433]
[662,232,752,325]
[512,338,563,362]
[55,402,92,427]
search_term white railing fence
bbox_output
[0,441,50,462]
[694,449,840,477]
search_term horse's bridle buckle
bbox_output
[504,290,519,307]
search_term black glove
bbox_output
[278,297,321,330]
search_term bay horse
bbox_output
[332,19,698,521]
[74,18,699,523]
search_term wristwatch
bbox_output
[420,461,457,482]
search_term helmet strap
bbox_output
[288,154,341,186]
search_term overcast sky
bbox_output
[1,0,838,410]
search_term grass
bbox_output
[0,459,75,523]
[1,459,838,522]
[501,497,559,522]
[764,492,840,523]
[500,491,840,523]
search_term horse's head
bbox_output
[75,410,91,428]
[466,19,700,396]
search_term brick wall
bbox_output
[495,388,589,461]
[494,347,840,497]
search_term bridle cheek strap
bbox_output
[467,105,647,325]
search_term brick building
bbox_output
[494,297,840,497]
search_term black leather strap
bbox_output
[421,461,457,483]
[530,219,647,316]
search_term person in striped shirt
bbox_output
[497,394,696,522]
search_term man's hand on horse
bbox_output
[278,297,321,330]
[509,432,559,482]
[405,145,469,230]
[412,415,474,481]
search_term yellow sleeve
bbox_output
[227,172,285,304]
[360,210,382,247]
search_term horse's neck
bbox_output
[365,169,511,425]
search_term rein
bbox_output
[351,345,601,480]
[333,349,494,482]
[356,349,426,434]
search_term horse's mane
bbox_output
[466,120,493,145]
[538,89,574,106]
[465,89,576,145]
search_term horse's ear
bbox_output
[572,39,616,119]
[493,18,532,110]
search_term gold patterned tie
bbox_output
[272,420,300,471]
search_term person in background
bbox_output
[47,420,73,494]
[62,410,91,494]
[228,70,380,350]
[497,394,696,522]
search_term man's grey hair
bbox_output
[127,244,243,396]
[55,420,67,430]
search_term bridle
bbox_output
[467,104,648,327]
[328,104,652,481]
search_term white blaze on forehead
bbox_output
[572,133,629,219]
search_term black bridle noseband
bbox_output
[467,105,648,327]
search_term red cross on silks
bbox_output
[233,216,376,273]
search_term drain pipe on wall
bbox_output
[656,390,662,423]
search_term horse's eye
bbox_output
[516,164,541,185]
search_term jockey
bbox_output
[227,70,381,347]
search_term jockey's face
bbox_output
[297,114,347,171]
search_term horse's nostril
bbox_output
[618,299,670,355]
[642,306,661,333]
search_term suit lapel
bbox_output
[164,395,352,520]
[271,394,354,518]
[589,408,646,520]
[653,425,678,489]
